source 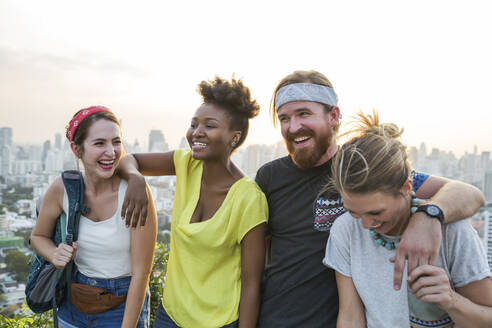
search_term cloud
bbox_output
[0,45,147,78]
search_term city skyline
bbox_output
[4,124,492,159]
[1,1,492,157]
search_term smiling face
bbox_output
[277,101,339,168]
[186,103,241,161]
[341,181,412,236]
[73,119,122,179]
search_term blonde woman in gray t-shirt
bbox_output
[323,110,492,327]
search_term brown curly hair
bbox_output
[197,76,260,149]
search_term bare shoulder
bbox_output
[47,176,64,198]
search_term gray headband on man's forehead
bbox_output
[275,82,338,110]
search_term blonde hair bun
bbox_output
[347,110,403,140]
[330,109,410,196]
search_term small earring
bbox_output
[231,141,236,147]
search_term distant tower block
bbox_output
[0,127,13,148]
[148,130,169,153]
[55,133,62,150]
[484,171,492,204]
[484,212,492,272]
[0,208,8,235]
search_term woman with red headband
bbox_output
[31,106,157,328]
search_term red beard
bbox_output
[285,127,332,169]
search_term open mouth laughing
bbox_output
[191,141,207,150]
[98,159,116,170]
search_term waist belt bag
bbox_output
[71,283,126,314]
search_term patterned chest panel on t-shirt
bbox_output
[313,193,346,232]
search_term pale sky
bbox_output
[1,0,491,156]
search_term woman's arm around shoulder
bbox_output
[335,272,366,328]
[121,188,158,328]
[30,176,77,269]
[118,151,176,178]
[118,151,175,227]
[239,222,266,328]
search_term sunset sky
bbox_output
[1,0,491,156]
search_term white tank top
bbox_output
[63,180,131,278]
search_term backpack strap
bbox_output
[59,213,67,243]
[59,170,88,324]
[62,170,89,246]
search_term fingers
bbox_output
[124,199,149,228]
[122,176,149,228]
[139,206,148,228]
[393,245,406,290]
[125,201,136,228]
[407,265,454,309]
[408,264,442,284]
[127,198,148,228]
[131,207,141,228]
[52,243,76,269]
[409,272,439,293]
[121,196,129,220]
[428,247,439,266]
[72,242,78,259]
[407,249,419,280]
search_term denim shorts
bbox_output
[58,270,149,328]
[153,302,238,328]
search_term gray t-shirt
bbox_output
[324,213,491,328]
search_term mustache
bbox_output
[286,128,314,141]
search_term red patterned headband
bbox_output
[66,106,112,142]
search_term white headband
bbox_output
[275,82,338,110]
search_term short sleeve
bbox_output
[173,149,191,176]
[255,165,271,237]
[322,213,353,277]
[255,165,269,194]
[444,220,491,287]
[411,170,429,192]
[236,183,268,243]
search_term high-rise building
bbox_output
[0,207,8,235]
[481,152,491,172]
[42,140,51,169]
[55,133,62,150]
[484,171,492,204]
[408,146,419,168]
[417,142,428,171]
[1,145,12,176]
[148,130,169,153]
[45,149,64,172]
[484,212,492,272]
[28,145,43,161]
[0,127,13,148]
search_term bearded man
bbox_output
[255,70,485,327]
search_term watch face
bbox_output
[427,205,440,216]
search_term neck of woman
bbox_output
[82,171,120,196]
[201,157,242,189]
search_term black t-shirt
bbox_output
[255,155,344,328]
